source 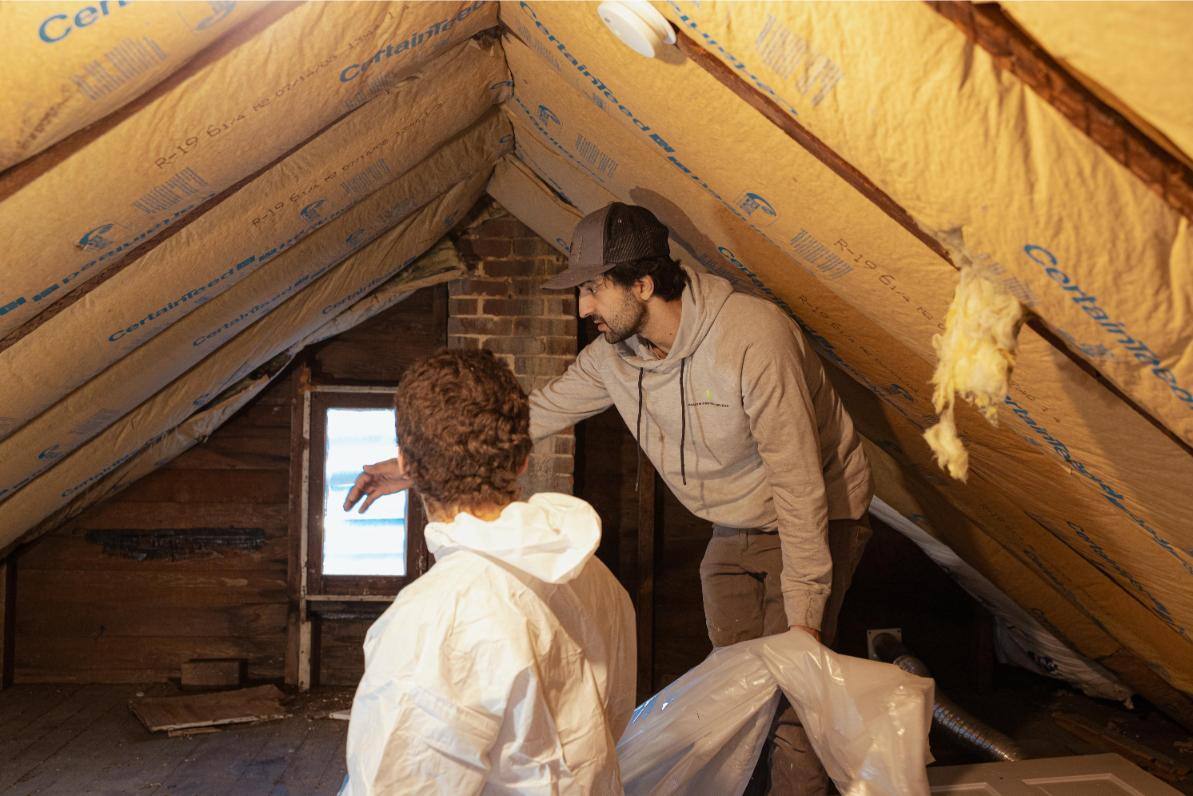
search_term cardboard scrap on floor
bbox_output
[130,684,288,734]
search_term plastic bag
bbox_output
[617,630,934,795]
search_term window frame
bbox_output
[303,386,428,597]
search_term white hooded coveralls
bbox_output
[342,493,637,795]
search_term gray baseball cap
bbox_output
[542,202,671,289]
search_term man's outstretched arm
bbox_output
[528,342,613,441]
[343,458,412,514]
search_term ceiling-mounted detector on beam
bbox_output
[597,1,677,58]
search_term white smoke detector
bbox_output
[597,1,677,58]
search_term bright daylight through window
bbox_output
[321,408,406,576]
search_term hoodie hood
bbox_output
[617,266,734,373]
[424,493,601,584]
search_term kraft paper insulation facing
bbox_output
[0,1,269,169]
[7,239,467,562]
[0,110,510,504]
[0,37,509,491]
[651,2,1193,446]
[1001,1,1193,164]
[0,171,489,544]
[0,0,496,338]
[497,3,1193,695]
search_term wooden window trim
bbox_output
[304,387,428,597]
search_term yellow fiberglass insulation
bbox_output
[924,266,1024,481]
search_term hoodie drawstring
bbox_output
[636,361,689,489]
[635,368,644,493]
[679,359,688,486]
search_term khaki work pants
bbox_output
[699,516,872,795]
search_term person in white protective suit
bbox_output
[340,348,636,795]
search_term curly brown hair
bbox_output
[395,349,531,515]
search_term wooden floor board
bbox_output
[0,685,348,796]
[0,684,82,740]
[8,691,137,794]
[5,686,139,794]
[0,684,100,787]
[232,715,317,793]
[271,718,346,795]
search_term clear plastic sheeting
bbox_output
[618,630,934,796]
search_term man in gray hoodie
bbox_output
[347,203,873,794]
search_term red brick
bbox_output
[479,218,530,238]
[542,336,577,356]
[483,258,554,278]
[484,336,546,355]
[541,336,577,355]
[541,297,575,317]
[471,237,512,258]
[513,238,553,256]
[450,334,485,349]
[514,354,572,379]
[512,317,574,336]
[449,298,478,315]
[450,278,508,298]
[503,277,550,297]
[448,316,513,336]
[483,297,543,316]
[453,236,478,259]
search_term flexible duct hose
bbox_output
[873,632,1024,762]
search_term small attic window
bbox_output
[305,389,427,596]
[321,407,407,576]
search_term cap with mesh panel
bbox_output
[542,202,671,289]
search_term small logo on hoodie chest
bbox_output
[687,387,730,409]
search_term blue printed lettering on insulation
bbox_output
[514,4,793,267]
[1020,547,1112,634]
[38,0,131,44]
[345,228,368,249]
[1067,519,1183,637]
[0,193,217,320]
[62,430,169,498]
[1023,245,1193,410]
[738,192,777,219]
[338,1,485,82]
[662,3,802,117]
[77,223,116,251]
[190,1,235,32]
[108,201,348,343]
[1006,396,1193,579]
[300,199,326,224]
[320,257,415,316]
[192,259,337,347]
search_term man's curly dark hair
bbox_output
[395,349,531,515]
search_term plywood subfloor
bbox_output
[0,684,351,795]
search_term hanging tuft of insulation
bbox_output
[924,265,1024,480]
